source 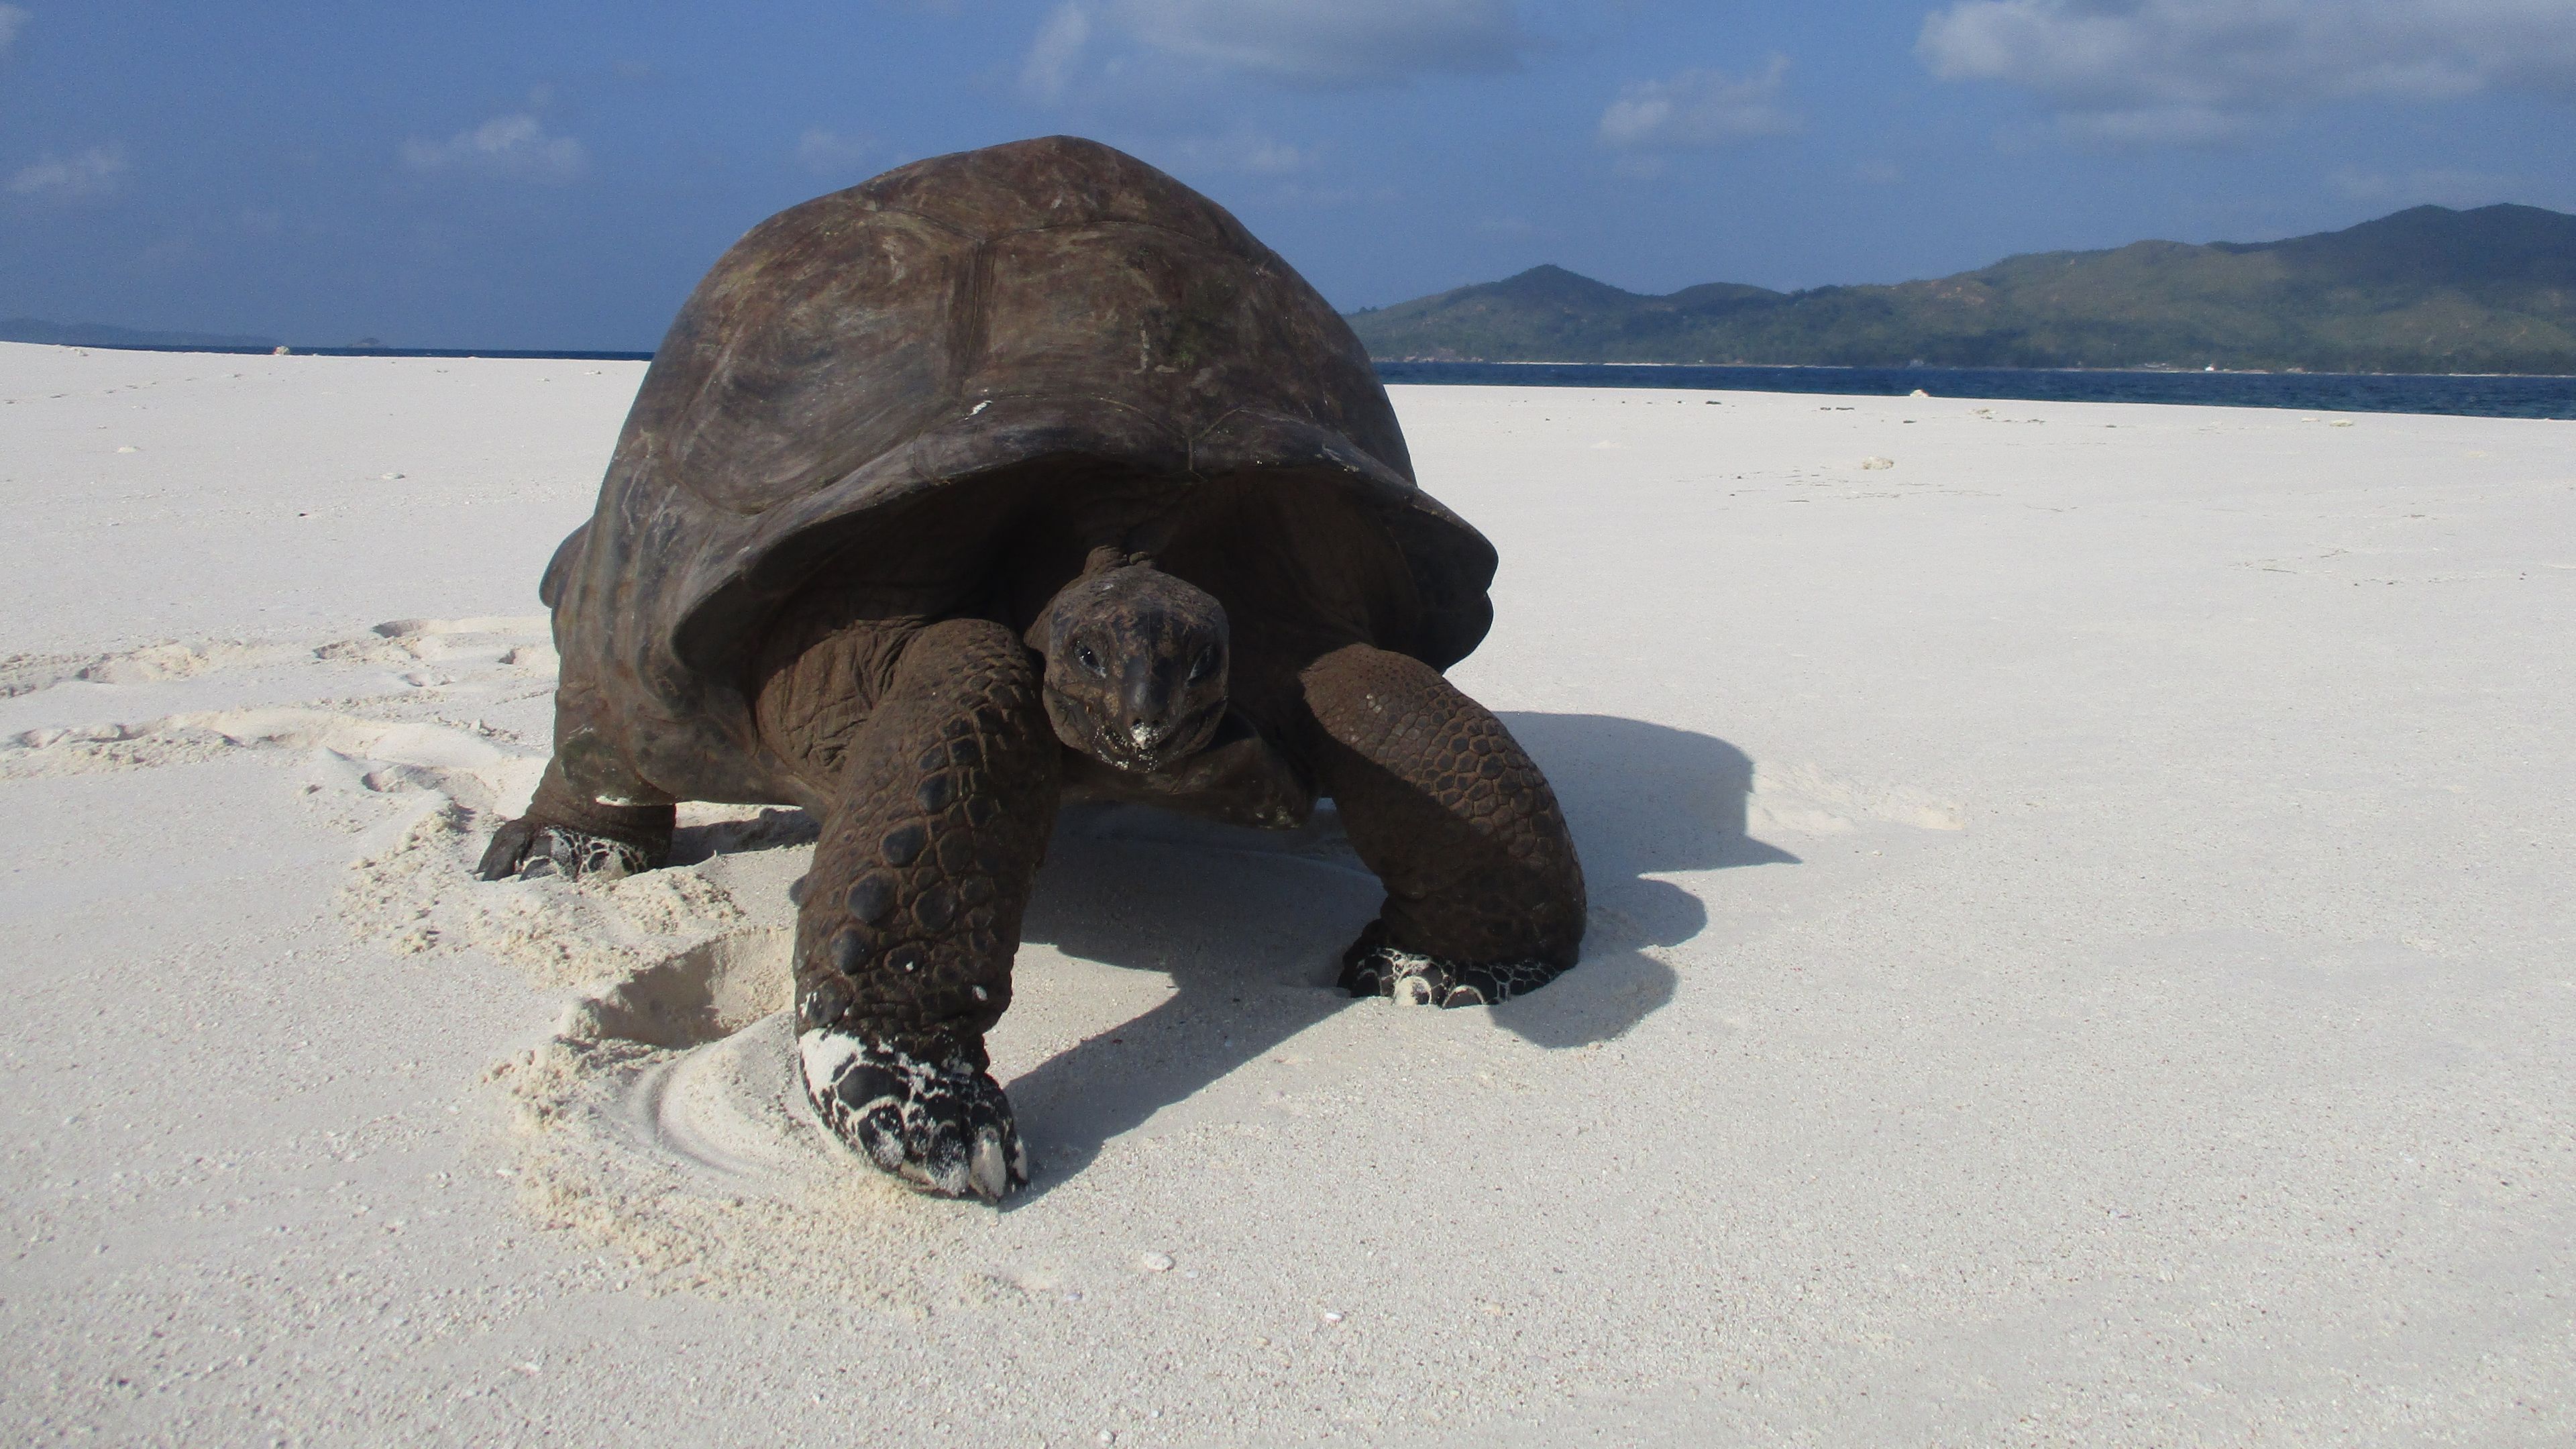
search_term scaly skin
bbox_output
[790,617,1059,1200]
[1299,643,1587,1006]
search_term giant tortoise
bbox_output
[478,136,1587,1200]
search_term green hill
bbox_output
[1346,205,2576,374]
[0,317,282,350]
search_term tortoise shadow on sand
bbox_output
[1001,712,1796,1201]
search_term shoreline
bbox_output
[14,338,2574,384]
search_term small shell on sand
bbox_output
[1861,456,1896,470]
[1140,1252,1174,1273]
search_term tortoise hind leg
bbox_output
[474,757,676,881]
[794,617,1059,1201]
[1299,644,1586,1007]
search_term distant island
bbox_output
[1346,204,2576,376]
[0,317,282,351]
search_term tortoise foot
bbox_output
[800,1029,1026,1201]
[475,820,653,882]
[1338,920,1570,1009]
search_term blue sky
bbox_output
[3,1,2571,349]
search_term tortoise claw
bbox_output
[1338,920,1568,1008]
[474,818,543,881]
[801,1029,1028,1201]
[474,819,650,882]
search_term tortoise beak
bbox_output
[1090,694,1224,773]
[1118,668,1181,756]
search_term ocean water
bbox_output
[65,341,2576,420]
[1375,360,2576,421]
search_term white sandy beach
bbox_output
[3,341,2571,1446]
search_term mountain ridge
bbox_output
[1346,205,2576,374]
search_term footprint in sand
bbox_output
[1,615,767,989]
[1,639,286,696]
[313,614,551,669]
[486,924,969,1305]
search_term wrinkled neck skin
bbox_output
[1034,555,1230,775]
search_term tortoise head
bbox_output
[1037,557,1229,773]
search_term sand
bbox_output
[3,341,2571,1446]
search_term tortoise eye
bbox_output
[1073,642,1105,676]
[1189,648,1218,682]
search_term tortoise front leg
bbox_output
[794,618,1059,1201]
[474,757,676,881]
[1300,644,1586,1007]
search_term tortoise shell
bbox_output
[543,136,1497,805]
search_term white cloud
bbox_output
[1920,0,2576,143]
[796,128,877,176]
[401,114,586,183]
[10,144,126,197]
[0,5,29,54]
[1022,3,1092,101]
[1024,0,1532,97]
[1122,0,1527,85]
[1599,56,1799,150]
